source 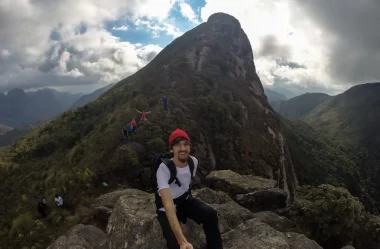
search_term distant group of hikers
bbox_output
[121,95,169,143]
[36,195,63,217]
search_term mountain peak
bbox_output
[207,12,241,28]
[6,88,27,97]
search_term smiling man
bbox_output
[152,128,223,249]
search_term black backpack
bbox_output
[151,153,195,192]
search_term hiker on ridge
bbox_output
[126,123,134,138]
[122,124,129,143]
[131,118,137,134]
[36,196,48,217]
[55,195,63,207]
[152,128,223,249]
[136,109,151,121]
[160,95,169,111]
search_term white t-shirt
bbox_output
[55,196,63,206]
[156,156,198,211]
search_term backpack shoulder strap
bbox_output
[188,156,195,181]
[162,158,180,186]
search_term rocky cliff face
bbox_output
[117,12,298,196]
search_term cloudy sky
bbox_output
[1,0,379,95]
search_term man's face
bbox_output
[172,138,191,163]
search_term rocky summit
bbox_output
[48,170,321,249]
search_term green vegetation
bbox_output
[281,118,374,205]
[302,83,380,212]
[0,124,41,148]
[292,184,379,249]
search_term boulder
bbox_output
[285,232,323,249]
[206,170,277,196]
[106,188,255,249]
[221,218,290,249]
[106,189,203,249]
[47,224,107,249]
[52,187,324,249]
[236,188,288,212]
[253,211,297,233]
[91,189,132,209]
[193,188,255,234]
[87,189,132,230]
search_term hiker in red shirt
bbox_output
[131,118,137,134]
[136,109,151,121]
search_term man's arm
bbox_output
[136,109,141,113]
[146,111,151,114]
[159,188,188,246]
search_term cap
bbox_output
[169,128,190,145]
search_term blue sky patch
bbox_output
[105,0,206,48]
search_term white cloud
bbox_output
[0,49,11,59]
[0,0,174,92]
[134,18,183,38]
[200,0,347,94]
[112,25,129,31]
[178,0,200,24]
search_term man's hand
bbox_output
[179,241,193,249]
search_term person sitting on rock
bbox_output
[136,109,151,121]
[154,129,223,249]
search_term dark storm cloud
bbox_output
[258,35,291,59]
[277,59,306,69]
[293,0,380,84]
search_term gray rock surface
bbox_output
[235,188,288,212]
[46,224,107,249]
[221,218,290,249]
[285,232,323,249]
[253,211,296,233]
[206,170,277,196]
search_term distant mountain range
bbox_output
[276,82,380,212]
[0,124,13,135]
[71,83,115,108]
[264,88,288,102]
[0,83,115,147]
[0,88,66,127]
[264,86,299,99]
[271,92,332,118]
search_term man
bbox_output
[36,196,48,217]
[155,129,223,249]
[136,109,151,121]
[131,118,137,134]
[122,124,129,143]
[161,95,169,111]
